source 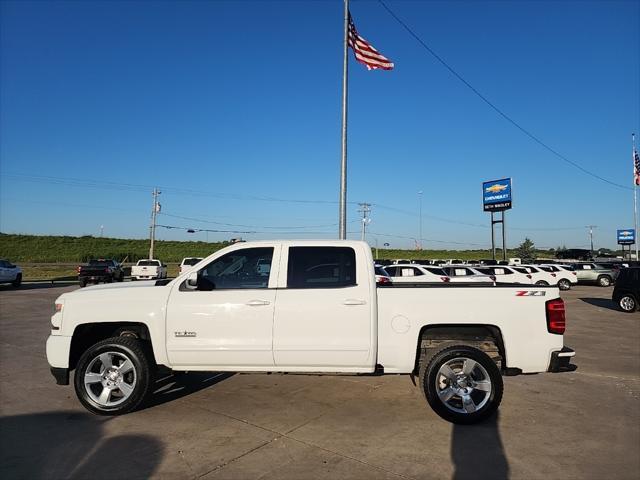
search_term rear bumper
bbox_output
[548,346,577,372]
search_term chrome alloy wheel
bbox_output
[434,357,492,414]
[84,351,137,407]
[620,296,636,312]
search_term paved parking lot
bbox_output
[0,283,638,479]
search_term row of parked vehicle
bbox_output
[374,261,626,291]
[75,257,206,287]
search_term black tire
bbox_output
[557,279,571,291]
[11,273,22,288]
[535,280,549,286]
[597,275,612,287]
[79,278,88,288]
[419,345,503,425]
[618,294,638,312]
[74,336,153,415]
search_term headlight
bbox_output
[54,303,63,313]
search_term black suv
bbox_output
[612,267,640,313]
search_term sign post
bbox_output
[617,229,636,260]
[482,178,513,261]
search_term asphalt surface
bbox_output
[0,283,638,480]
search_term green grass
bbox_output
[0,233,228,263]
[1,232,561,265]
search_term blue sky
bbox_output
[1,0,638,250]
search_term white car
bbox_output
[539,265,577,291]
[131,259,168,281]
[46,240,575,424]
[384,264,450,283]
[0,259,22,287]
[440,265,494,283]
[179,257,204,275]
[374,265,392,285]
[476,266,533,285]
[520,265,557,286]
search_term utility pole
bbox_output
[358,202,371,242]
[418,190,423,250]
[586,225,597,258]
[99,225,104,237]
[149,188,161,259]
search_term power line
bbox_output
[378,0,632,191]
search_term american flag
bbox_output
[348,13,394,71]
[634,148,640,186]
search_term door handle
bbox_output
[246,300,271,306]
[343,299,366,306]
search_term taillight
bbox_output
[572,272,577,276]
[526,274,532,279]
[551,273,556,277]
[441,277,450,282]
[546,298,566,335]
[490,275,496,281]
[77,266,81,273]
[377,276,391,285]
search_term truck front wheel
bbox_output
[420,345,503,425]
[74,336,153,415]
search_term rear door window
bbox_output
[287,247,356,288]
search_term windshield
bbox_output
[183,258,203,266]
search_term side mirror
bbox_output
[187,271,198,288]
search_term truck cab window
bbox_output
[197,247,273,291]
[287,247,356,288]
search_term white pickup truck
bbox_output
[46,241,575,424]
[130,259,167,280]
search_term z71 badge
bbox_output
[515,291,546,296]
[174,331,197,337]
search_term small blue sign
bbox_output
[617,229,636,245]
[483,178,512,212]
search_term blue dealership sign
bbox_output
[617,229,636,245]
[482,178,512,212]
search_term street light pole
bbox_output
[149,188,161,259]
[586,225,597,258]
[418,190,423,250]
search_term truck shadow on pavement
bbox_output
[0,411,164,479]
[143,370,234,409]
[451,412,509,480]
[579,297,619,312]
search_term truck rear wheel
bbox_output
[419,345,503,424]
[74,336,152,415]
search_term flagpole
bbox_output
[338,0,349,240]
[633,133,638,260]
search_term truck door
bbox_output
[166,246,279,368]
[273,245,374,370]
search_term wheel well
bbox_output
[413,325,506,375]
[69,322,153,370]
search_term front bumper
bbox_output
[548,346,577,372]
[50,367,69,385]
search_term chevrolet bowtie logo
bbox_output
[485,184,508,194]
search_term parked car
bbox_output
[385,264,450,283]
[476,266,533,285]
[612,267,639,312]
[538,265,577,291]
[374,265,392,285]
[519,265,558,286]
[572,263,618,287]
[47,239,575,424]
[78,259,124,287]
[179,257,204,275]
[131,259,167,280]
[440,265,494,283]
[0,259,22,287]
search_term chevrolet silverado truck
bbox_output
[131,259,167,280]
[46,241,575,424]
[78,259,124,287]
